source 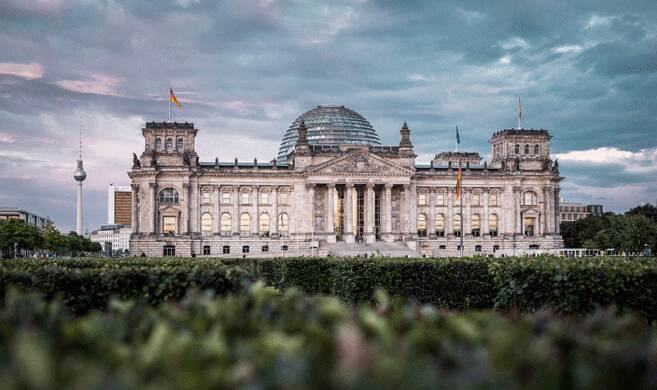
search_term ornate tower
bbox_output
[73,122,87,235]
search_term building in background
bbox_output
[89,224,132,254]
[559,202,604,221]
[108,184,132,226]
[129,105,563,257]
[0,207,53,229]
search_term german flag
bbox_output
[455,161,462,200]
[170,88,182,108]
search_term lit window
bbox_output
[279,192,288,204]
[453,214,462,236]
[240,192,250,204]
[222,192,231,204]
[418,193,427,206]
[489,193,498,206]
[259,213,270,235]
[279,213,289,236]
[435,214,445,237]
[436,193,445,206]
[220,213,231,235]
[489,214,498,237]
[159,188,179,203]
[417,213,427,237]
[524,216,536,237]
[471,193,480,206]
[202,191,211,204]
[240,213,251,236]
[163,216,176,234]
[471,214,481,237]
[201,213,212,235]
[260,192,269,204]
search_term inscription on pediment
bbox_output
[310,152,413,177]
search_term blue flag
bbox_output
[456,126,460,144]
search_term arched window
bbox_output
[524,144,529,155]
[259,213,270,236]
[201,213,212,236]
[489,192,498,206]
[435,214,445,237]
[436,192,445,206]
[471,214,481,237]
[522,191,537,206]
[176,138,183,151]
[417,213,427,237]
[515,144,520,155]
[453,214,462,237]
[534,144,539,155]
[165,138,173,152]
[159,188,179,203]
[279,213,289,236]
[220,213,231,235]
[489,214,498,237]
[155,138,162,150]
[240,213,251,236]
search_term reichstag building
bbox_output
[129,105,563,257]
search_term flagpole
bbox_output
[459,161,464,258]
[517,96,521,129]
[168,89,171,122]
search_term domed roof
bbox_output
[277,105,381,163]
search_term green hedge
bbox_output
[1,287,655,389]
[2,256,657,319]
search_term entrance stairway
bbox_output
[324,241,421,258]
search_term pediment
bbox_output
[308,150,414,177]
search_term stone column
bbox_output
[149,182,157,235]
[401,184,409,238]
[554,188,561,234]
[131,184,139,234]
[383,183,393,242]
[213,185,220,235]
[343,184,354,243]
[464,189,471,236]
[409,183,417,239]
[272,186,279,237]
[447,188,453,236]
[428,187,436,238]
[365,183,375,243]
[308,183,315,237]
[327,184,336,243]
[232,186,239,236]
[514,187,522,235]
[253,186,259,237]
[482,189,489,235]
[182,183,190,235]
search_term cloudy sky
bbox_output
[1,0,656,232]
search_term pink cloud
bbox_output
[0,62,44,80]
[54,74,123,96]
[0,131,17,143]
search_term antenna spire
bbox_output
[79,116,83,160]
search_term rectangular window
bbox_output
[260,192,269,204]
[203,245,211,255]
[202,191,211,204]
[279,192,288,204]
[222,192,231,204]
[163,245,175,256]
[162,216,176,234]
[418,193,426,206]
[436,193,445,206]
[281,245,288,251]
[262,245,269,252]
[471,193,480,206]
[242,245,249,254]
[489,194,498,206]
[240,192,250,204]
[222,245,230,254]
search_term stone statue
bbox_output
[183,152,190,167]
[542,159,550,171]
[514,156,520,171]
[552,158,560,173]
[214,157,219,168]
[501,160,506,170]
[132,153,141,169]
[483,161,488,170]
[195,156,199,166]
[150,152,157,167]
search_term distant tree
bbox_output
[626,203,657,223]
[42,222,68,255]
[618,215,657,253]
[0,219,42,256]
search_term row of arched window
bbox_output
[417,213,499,238]
[200,212,289,236]
[514,143,540,156]
[154,137,184,152]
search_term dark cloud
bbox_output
[1,0,656,230]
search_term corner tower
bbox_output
[489,129,552,171]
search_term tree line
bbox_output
[0,219,101,258]
[560,203,657,254]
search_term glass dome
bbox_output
[276,105,381,163]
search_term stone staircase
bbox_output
[324,241,420,258]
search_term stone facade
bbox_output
[129,120,563,257]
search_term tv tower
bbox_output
[73,118,87,235]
